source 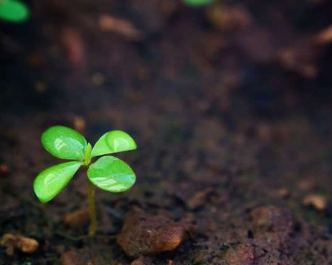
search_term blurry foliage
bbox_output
[182,0,217,7]
[0,0,29,23]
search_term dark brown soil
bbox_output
[1,0,332,264]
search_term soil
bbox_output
[1,0,332,264]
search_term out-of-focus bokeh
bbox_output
[1,0,332,264]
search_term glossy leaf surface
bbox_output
[182,0,215,7]
[87,156,136,193]
[41,126,87,160]
[34,161,82,203]
[0,0,29,22]
[91,130,136,157]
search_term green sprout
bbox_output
[0,0,29,23]
[33,126,137,235]
[181,0,216,7]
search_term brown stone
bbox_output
[0,234,39,256]
[72,117,86,133]
[303,195,327,211]
[278,187,290,198]
[63,209,90,228]
[117,211,188,257]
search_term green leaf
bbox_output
[87,156,136,193]
[34,161,82,203]
[0,0,29,23]
[41,126,87,160]
[182,0,216,7]
[91,130,137,158]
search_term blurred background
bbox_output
[1,0,332,264]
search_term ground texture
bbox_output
[1,0,332,264]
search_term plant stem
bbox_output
[85,143,92,166]
[87,179,97,236]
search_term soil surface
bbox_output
[1,0,332,264]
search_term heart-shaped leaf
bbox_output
[0,0,29,22]
[34,161,82,203]
[91,130,136,158]
[87,156,136,193]
[41,126,87,160]
[182,0,216,7]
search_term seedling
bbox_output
[33,126,137,235]
[182,0,216,7]
[0,0,29,23]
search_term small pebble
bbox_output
[117,211,189,258]
[63,209,90,228]
[73,116,86,132]
[278,188,290,198]
[303,195,327,211]
[0,234,39,256]
[0,164,9,175]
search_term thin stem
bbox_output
[87,179,97,236]
[42,203,53,232]
[85,143,92,166]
